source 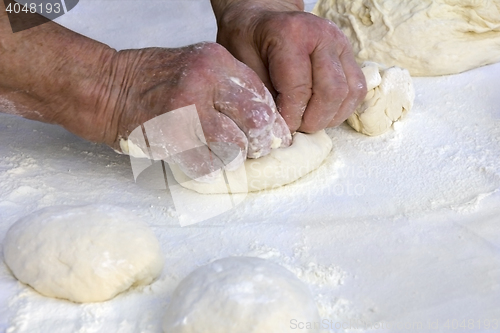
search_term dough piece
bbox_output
[347,62,415,136]
[170,130,332,194]
[3,205,164,303]
[313,0,500,76]
[163,257,321,333]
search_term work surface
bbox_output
[1,1,499,332]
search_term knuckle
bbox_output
[291,86,313,101]
[330,83,349,101]
[282,82,312,103]
[191,42,231,65]
[323,23,350,48]
[198,42,226,56]
[326,21,346,38]
[279,12,309,34]
[184,44,237,81]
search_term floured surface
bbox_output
[0,1,499,332]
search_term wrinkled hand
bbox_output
[212,0,367,133]
[102,43,291,180]
[1,2,291,181]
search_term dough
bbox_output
[3,205,164,303]
[347,62,415,136]
[170,130,332,194]
[163,257,321,333]
[313,0,500,76]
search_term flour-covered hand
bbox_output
[109,43,292,180]
[211,0,367,133]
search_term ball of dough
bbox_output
[163,257,322,333]
[3,205,164,303]
[347,62,415,136]
[169,130,332,194]
[313,0,500,76]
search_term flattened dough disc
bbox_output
[169,131,333,194]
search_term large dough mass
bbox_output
[313,0,500,76]
[163,257,321,333]
[3,205,164,303]
[170,130,332,194]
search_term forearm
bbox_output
[0,2,117,142]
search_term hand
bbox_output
[0,4,291,181]
[211,0,367,133]
[102,43,292,180]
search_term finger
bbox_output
[328,45,367,128]
[272,111,293,148]
[299,44,348,133]
[214,63,288,159]
[267,41,313,133]
[222,41,277,97]
[144,106,225,182]
[159,106,248,181]
[173,145,225,183]
[245,60,276,98]
[198,110,248,171]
